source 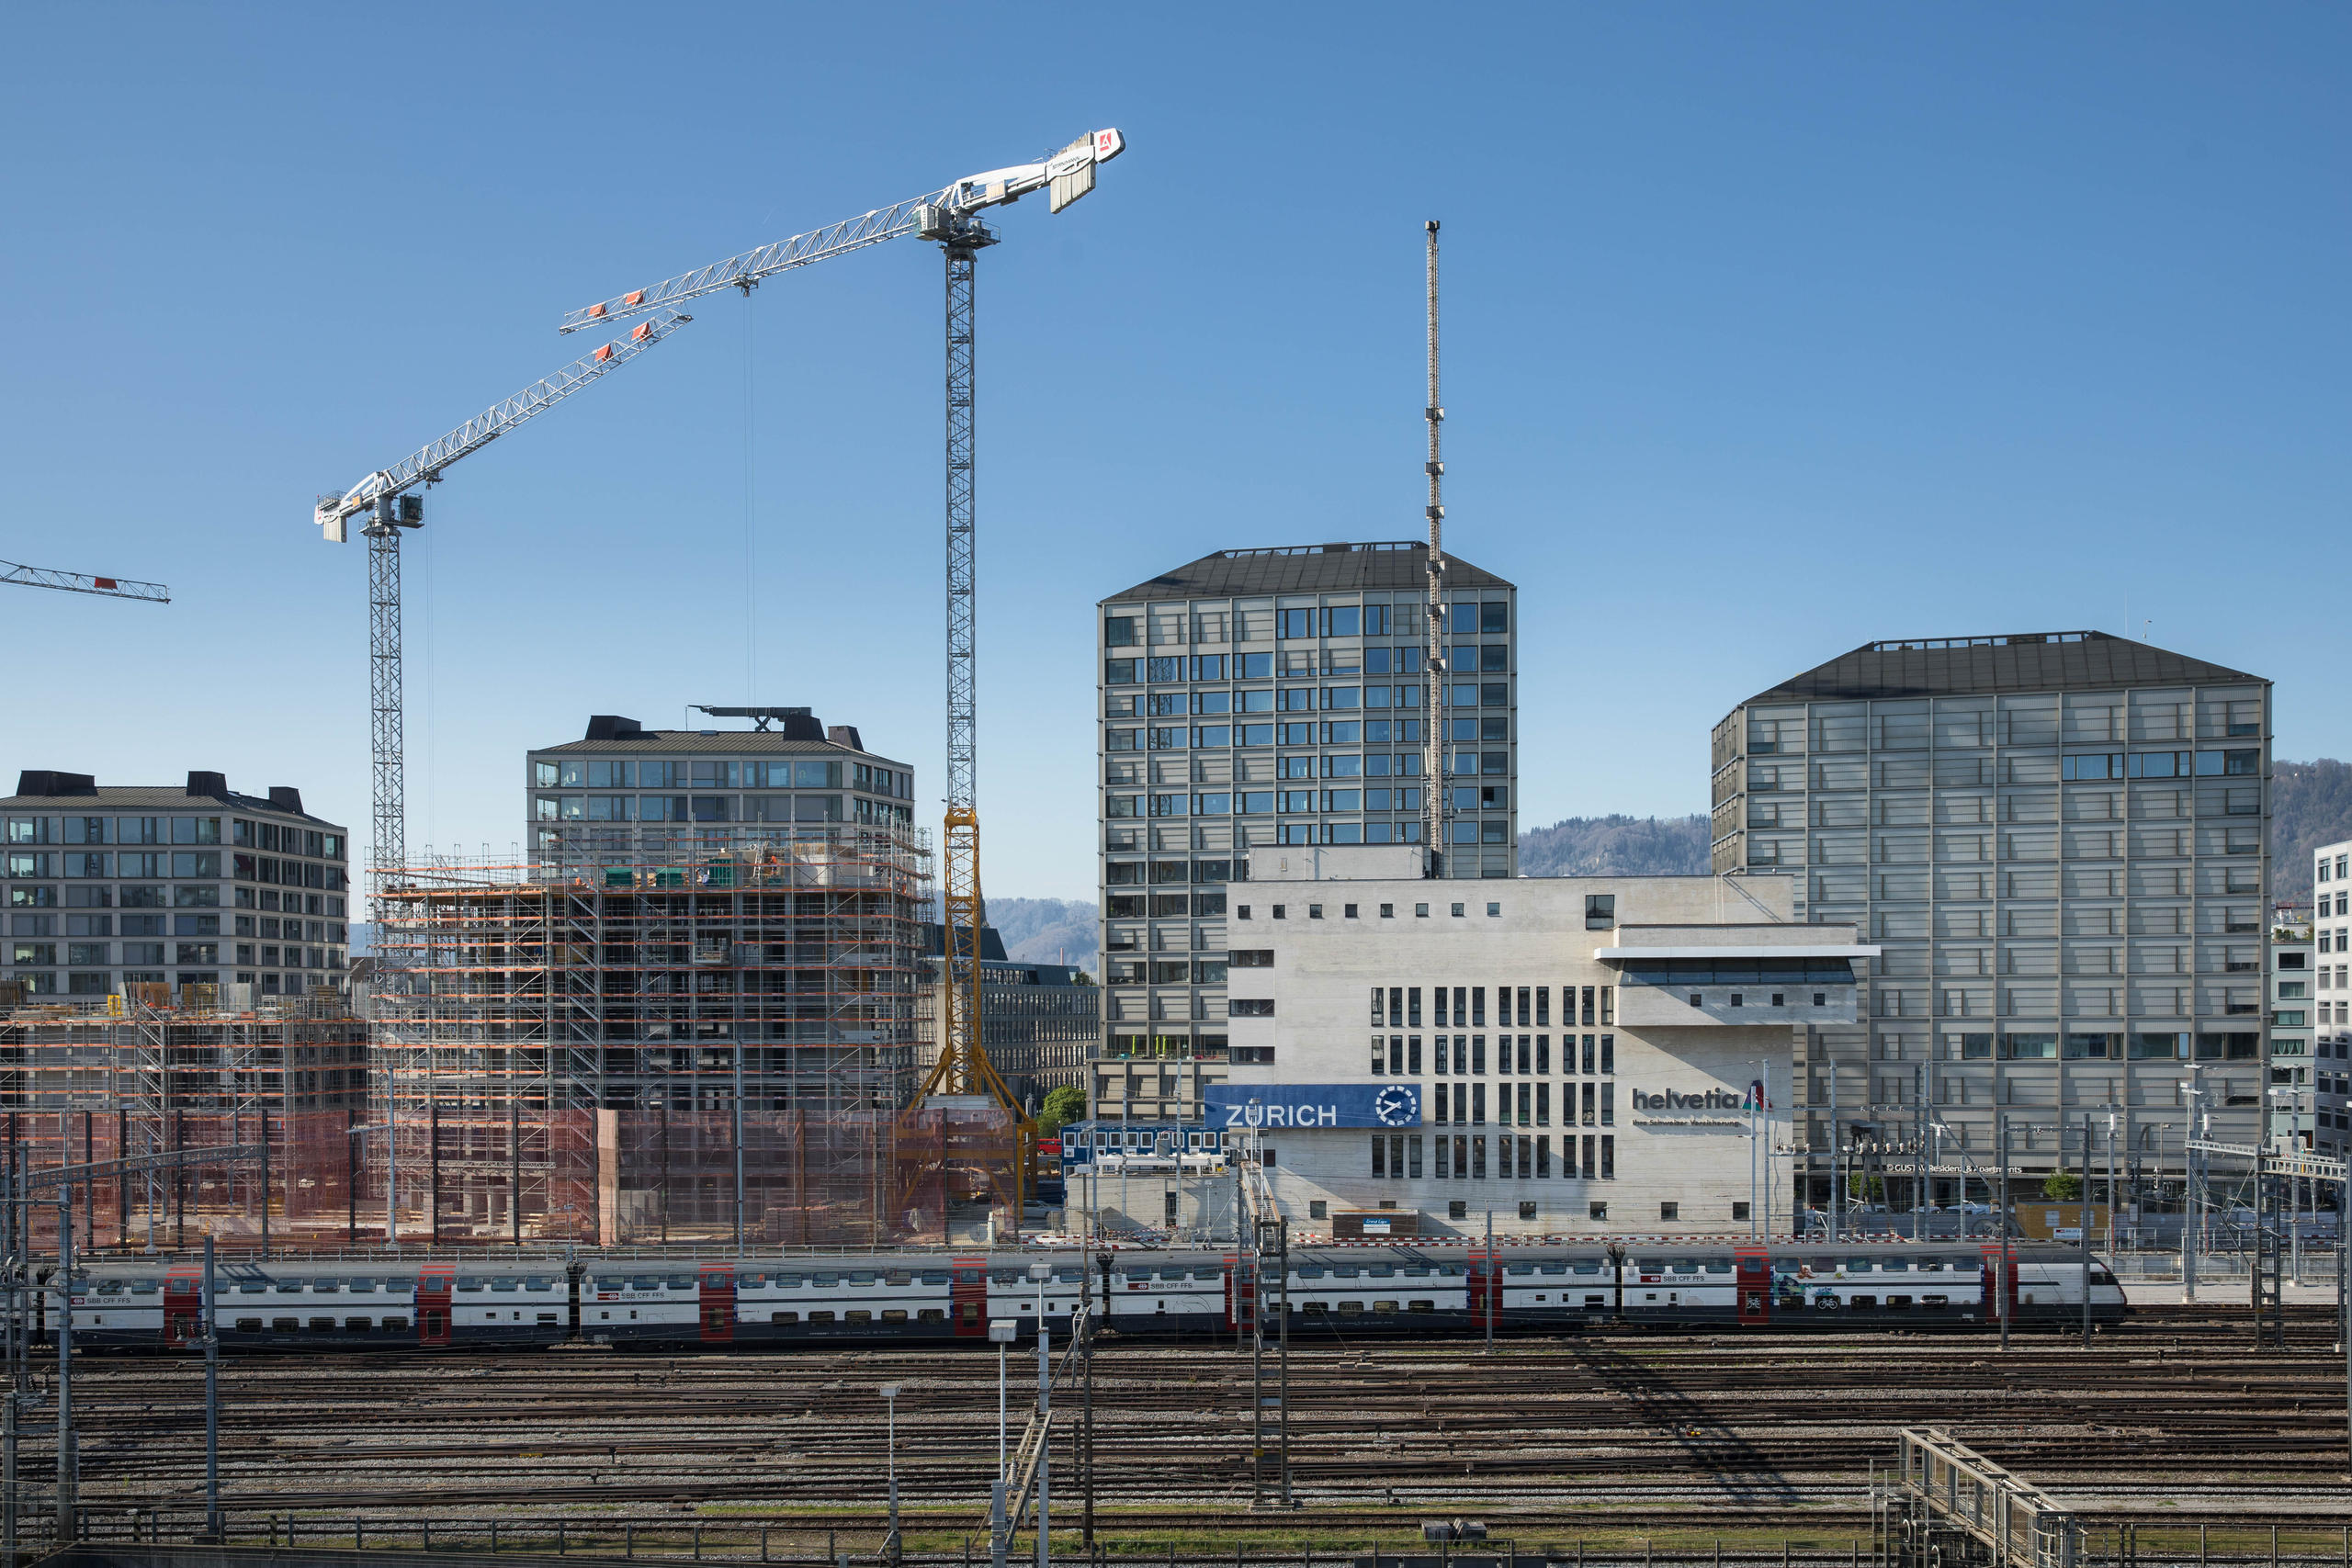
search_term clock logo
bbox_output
[1374,1085,1419,1127]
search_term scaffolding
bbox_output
[0,992,368,1251]
[371,825,1020,1246]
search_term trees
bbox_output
[1038,1084,1087,1135]
[2040,1170,2082,1202]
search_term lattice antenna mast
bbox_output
[1419,220,1451,876]
[314,311,693,886]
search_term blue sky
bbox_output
[4,4,2343,900]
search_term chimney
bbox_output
[267,786,304,816]
[826,725,864,751]
[14,771,96,798]
[584,715,645,741]
[185,771,229,799]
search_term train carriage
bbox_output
[33,1237,2123,1354]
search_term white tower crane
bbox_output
[564,130,1125,1199]
[2,562,168,603]
[314,310,692,886]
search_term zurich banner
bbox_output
[1204,1083,1421,1129]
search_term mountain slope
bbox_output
[1517,814,1710,878]
[989,897,1100,975]
[2274,759,2352,905]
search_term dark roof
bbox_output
[0,783,341,826]
[1738,631,2266,706]
[534,729,910,763]
[1103,541,1513,604]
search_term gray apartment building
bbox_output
[1095,541,1517,1122]
[3,769,352,1003]
[919,923,1096,1108]
[1710,631,2272,1198]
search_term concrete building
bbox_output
[1215,846,1868,1237]
[1709,631,2273,1198]
[1094,541,1518,1125]
[918,922,1096,1107]
[2267,929,2313,1148]
[3,769,351,1005]
[2311,839,2349,1158]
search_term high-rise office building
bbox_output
[3,769,352,1004]
[2310,840,2349,1158]
[1710,631,2272,1194]
[1094,541,1517,1121]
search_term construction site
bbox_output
[365,820,1021,1247]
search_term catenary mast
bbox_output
[1420,220,1451,875]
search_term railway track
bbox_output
[7,1313,2341,1541]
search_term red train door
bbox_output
[951,1257,988,1337]
[164,1271,201,1347]
[699,1267,737,1345]
[1980,1244,2017,1321]
[1467,1249,1500,1331]
[1735,1248,1771,1326]
[416,1269,453,1348]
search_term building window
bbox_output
[1660,1202,1679,1222]
[1308,1200,1327,1220]
[1589,1201,1607,1222]
[1585,894,1615,930]
[1448,1200,1467,1220]
[1733,1201,1751,1223]
[1517,1201,1536,1221]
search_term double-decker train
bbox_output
[28,1239,2124,1352]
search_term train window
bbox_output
[884,1272,912,1287]
[1295,1266,1325,1280]
[1159,1269,1185,1280]
[1570,1259,1602,1275]
[1536,1264,1565,1276]
[487,1278,518,1292]
[94,1280,125,1295]
[811,1274,840,1288]
[1402,1265,1431,1278]
[844,1310,873,1325]
[1668,1260,1700,1275]
[382,1316,409,1332]
[631,1276,661,1291]
[920,1271,950,1286]
[1337,1301,1364,1316]
[1439,1264,1465,1277]
[705,1275,735,1292]
[1409,1299,1436,1312]
[1505,1264,1532,1276]
[1054,1269,1082,1284]
[1367,1265,1396,1279]
[276,1281,305,1293]
[881,1309,909,1323]
[1849,1294,1878,1309]
[595,1277,626,1291]
[1120,1269,1150,1282]
[775,1274,804,1288]
[1302,1302,1329,1314]
[665,1275,695,1291]
[772,1312,799,1324]
[385,1278,415,1294]
[130,1280,158,1294]
[237,1284,267,1294]
[1373,1300,1398,1314]
[917,1308,946,1323]
[1880,1258,1911,1274]
[312,1280,341,1293]
[348,1280,378,1292]
[1331,1265,1360,1279]
[234,1318,262,1332]
[524,1277,556,1292]
[1885,1295,1913,1310]
[1634,1258,1665,1274]
[848,1272,877,1287]
[1842,1259,1873,1273]
[1703,1261,1732,1275]
[307,1316,336,1333]
[455,1279,485,1292]
[991,1270,1022,1285]
[807,1311,836,1325]
[1917,1258,1949,1272]
[271,1317,300,1332]
[345,1317,371,1332]
[738,1273,767,1289]
[537,1313,559,1324]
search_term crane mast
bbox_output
[1,562,167,603]
[317,310,691,884]
[1420,220,1452,875]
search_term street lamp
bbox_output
[878,1383,902,1565]
[988,1317,1016,1568]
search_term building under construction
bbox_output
[365,712,1022,1247]
[0,989,369,1252]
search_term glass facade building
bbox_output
[1710,630,2273,1192]
[1095,541,1517,1121]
